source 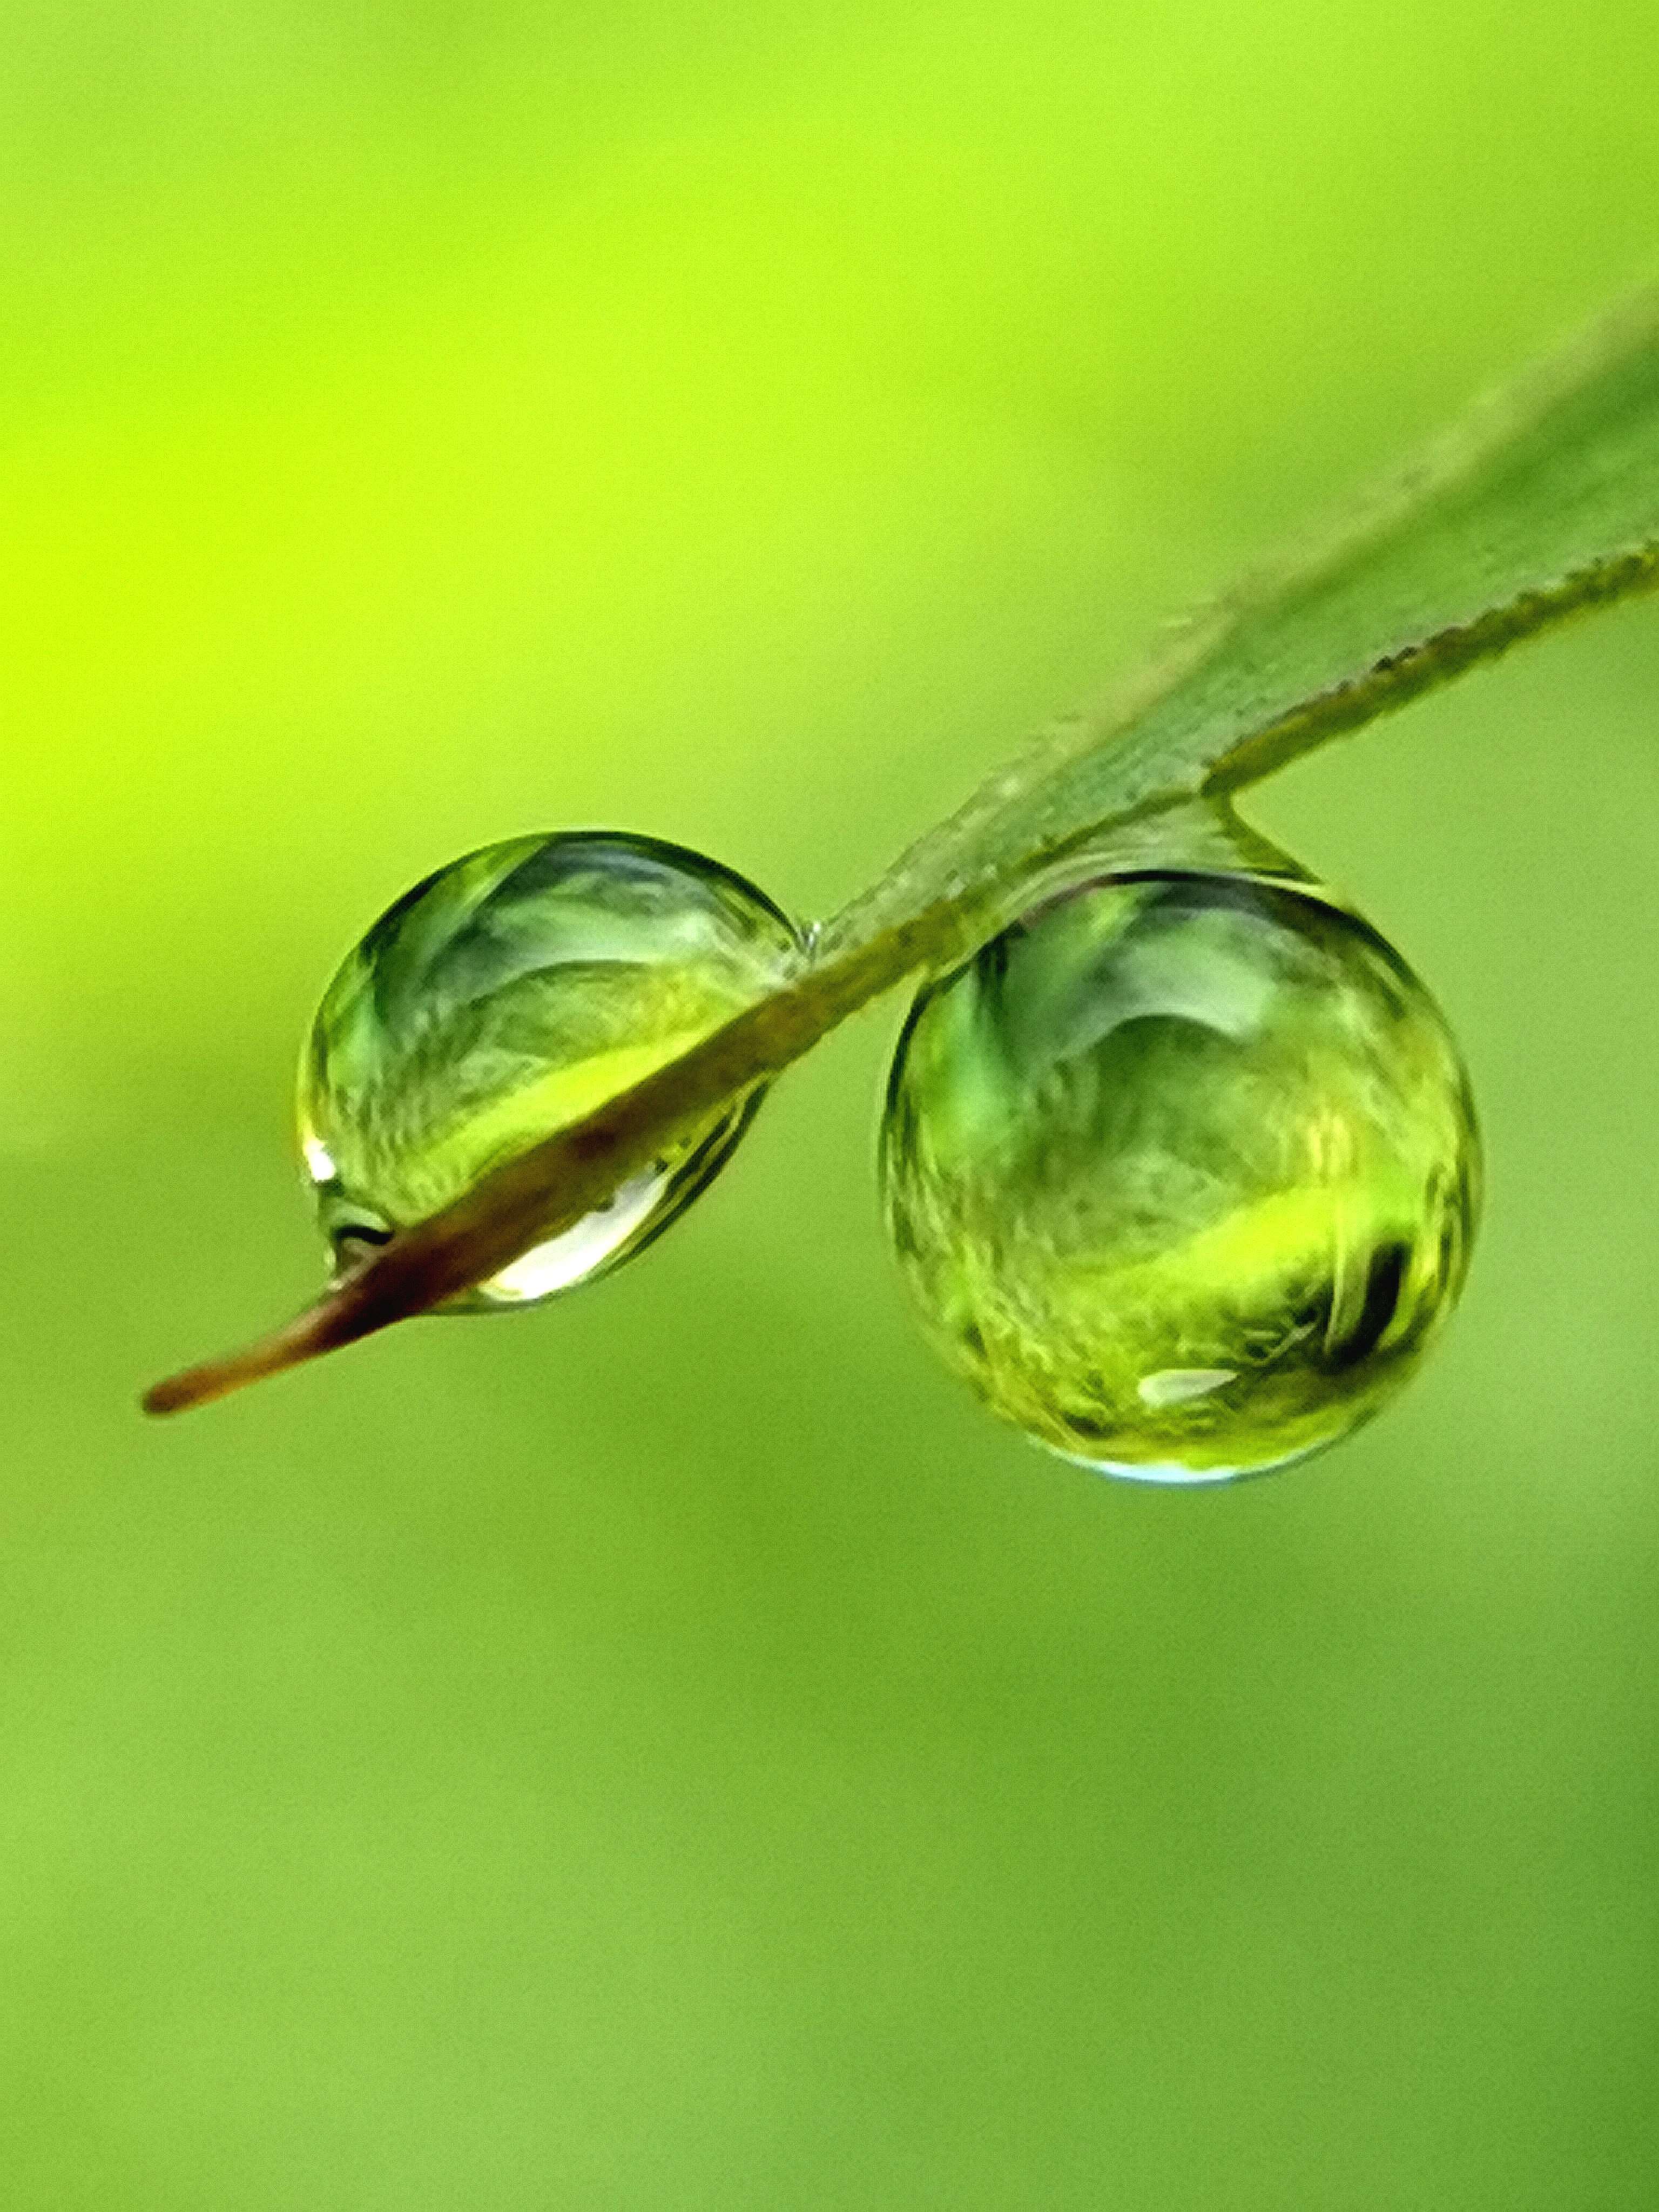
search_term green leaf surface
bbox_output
[145,284,1659,1412]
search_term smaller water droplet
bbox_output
[299,831,802,1309]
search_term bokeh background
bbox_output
[6,3,1659,2204]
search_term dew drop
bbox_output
[299,831,803,1309]
[879,869,1481,1482]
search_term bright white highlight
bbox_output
[483,1168,667,1302]
[302,1135,338,1183]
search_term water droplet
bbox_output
[299,831,803,1309]
[880,870,1480,1482]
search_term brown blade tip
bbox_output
[140,1286,368,1417]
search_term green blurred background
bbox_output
[5,3,1658,2204]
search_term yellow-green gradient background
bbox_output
[5,4,1658,2203]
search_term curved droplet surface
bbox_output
[880,870,1480,1482]
[300,831,803,1309]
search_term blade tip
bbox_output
[140,1368,217,1417]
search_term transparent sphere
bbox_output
[880,870,1480,1482]
[299,832,802,1309]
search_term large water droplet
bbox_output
[880,869,1480,1482]
[299,831,802,1309]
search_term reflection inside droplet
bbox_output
[1136,1367,1238,1408]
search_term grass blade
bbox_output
[145,285,1659,1413]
